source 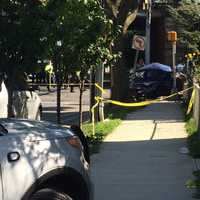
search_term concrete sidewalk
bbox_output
[91,101,194,200]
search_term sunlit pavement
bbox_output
[38,86,111,125]
[38,87,90,125]
[91,101,193,200]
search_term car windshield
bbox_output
[135,71,145,81]
[135,69,171,82]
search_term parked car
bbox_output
[0,81,42,120]
[130,63,173,100]
[0,81,8,118]
[0,118,92,200]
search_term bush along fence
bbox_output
[186,83,200,198]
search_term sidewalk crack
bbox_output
[150,120,157,140]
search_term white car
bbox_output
[0,118,92,200]
[0,81,42,120]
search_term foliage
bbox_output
[185,119,200,198]
[0,0,120,118]
[185,118,200,158]
[83,119,121,143]
[166,3,200,52]
[0,0,48,75]
[0,0,119,79]
[186,170,200,199]
[186,118,197,136]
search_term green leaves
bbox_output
[167,3,200,52]
[0,0,120,80]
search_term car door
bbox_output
[0,163,3,200]
[0,136,36,200]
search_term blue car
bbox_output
[131,63,173,100]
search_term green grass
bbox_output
[82,105,139,153]
[186,118,197,137]
[82,119,121,153]
[185,118,200,159]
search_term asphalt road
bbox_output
[37,86,90,125]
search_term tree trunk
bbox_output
[95,63,105,121]
[111,35,130,101]
[104,0,139,101]
[57,78,61,124]
[79,80,84,128]
[7,70,16,117]
[90,67,98,122]
[54,55,61,124]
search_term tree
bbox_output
[166,2,200,52]
[0,0,120,125]
[0,0,49,116]
[103,0,140,100]
[44,0,119,125]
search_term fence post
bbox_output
[193,84,200,138]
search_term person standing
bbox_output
[45,61,54,91]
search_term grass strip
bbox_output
[82,105,138,153]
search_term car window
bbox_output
[135,71,145,81]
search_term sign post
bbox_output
[132,35,146,77]
[167,31,177,92]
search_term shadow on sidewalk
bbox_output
[92,138,193,200]
[126,101,184,122]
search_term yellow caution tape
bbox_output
[91,86,194,135]
[95,83,106,94]
[91,84,194,135]
[187,89,195,115]
[103,86,193,107]
[91,97,101,136]
[106,99,152,107]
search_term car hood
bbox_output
[0,118,74,141]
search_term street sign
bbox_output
[132,35,146,51]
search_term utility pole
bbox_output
[167,31,177,92]
[95,63,105,121]
[145,0,152,65]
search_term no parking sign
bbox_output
[132,35,146,51]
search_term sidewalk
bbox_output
[91,101,194,200]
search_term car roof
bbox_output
[139,63,172,72]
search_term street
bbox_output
[38,86,90,125]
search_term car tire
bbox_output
[30,188,73,200]
[70,125,90,164]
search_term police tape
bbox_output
[95,83,106,94]
[28,83,93,87]
[94,83,193,107]
[91,84,194,135]
[187,89,195,115]
[91,97,101,136]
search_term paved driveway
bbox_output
[91,101,194,200]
